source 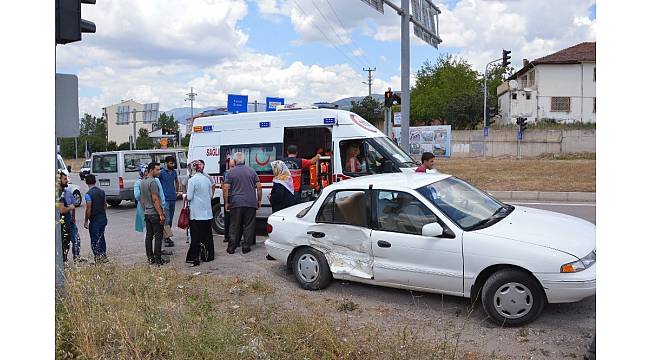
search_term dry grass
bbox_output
[435,157,595,192]
[56,264,498,360]
[63,158,87,172]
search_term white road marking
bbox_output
[509,202,596,207]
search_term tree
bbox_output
[156,113,179,133]
[117,142,131,150]
[411,55,483,129]
[107,141,118,151]
[350,96,383,126]
[136,128,154,149]
[181,134,191,147]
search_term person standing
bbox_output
[223,152,262,254]
[185,160,215,266]
[269,160,296,213]
[282,145,319,203]
[140,162,168,265]
[415,152,436,173]
[83,174,109,263]
[222,158,236,244]
[58,173,76,262]
[158,155,180,247]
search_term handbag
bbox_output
[177,198,190,230]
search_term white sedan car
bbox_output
[265,173,595,326]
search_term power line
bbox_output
[310,0,369,67]
[291,0,364,69]
[323,0,373,66]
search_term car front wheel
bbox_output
[481,269,546,326]
[292,247,333,290]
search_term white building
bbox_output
[102,100,157,145]
[497,42,596,124]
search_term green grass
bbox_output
[56,264,499,360]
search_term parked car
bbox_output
[56,154,82,207]
[265,173,596,326]
[79,159,91,180]
[90,149,188,206]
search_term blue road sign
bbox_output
[228,94,248,113]
[517,130,523,140]
[483,126,488,138]
[266,97,284,111]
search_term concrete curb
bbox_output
[488,190,595,203]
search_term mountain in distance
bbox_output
[331,94,385,110]
[161,106,220,124]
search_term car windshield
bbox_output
[83,160,91,168]
[370,137,418,168]
[416,177,513,231]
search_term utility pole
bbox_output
[185,87,197,129]
[362,67,376,97]
[400,0,410,152]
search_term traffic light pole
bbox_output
[483,58,501,158]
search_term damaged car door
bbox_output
[308,190,374,279]
[370,190,464,295]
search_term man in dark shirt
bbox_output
[58,173,75,262]
[282,145,319,203]
[223,152,261,254]
[415,152,436,173]
[158,155,179,247]
[84,174,109,263]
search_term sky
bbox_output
[55,0,596,118]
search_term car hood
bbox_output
[473,206,595,258]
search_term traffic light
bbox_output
[392,93,401,105]
[56,0,96,45]
[502,49,512,68]
[516,117,528,132]
[384,90,393,107]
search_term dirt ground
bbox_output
[434,157,595,192]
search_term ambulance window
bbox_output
[220,143,282,175]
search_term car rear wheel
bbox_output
[107,200,122,207]
[481,269,546,326]
[73,191,82,207]
[292,247,332,290]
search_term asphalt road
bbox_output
[66,173,596,358]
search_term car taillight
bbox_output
[119,176,124,190]
[266,224,273,234]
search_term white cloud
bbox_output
[352,48,365,57]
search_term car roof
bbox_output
[328,173,452,191]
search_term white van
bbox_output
[90,149,188,206]
[56,154,83,207]
[187,108,418,234]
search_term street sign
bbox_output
[411,0,442,48]
[227,94,248,113]
[265,97,285,111]
[484,126,489,138]
[55,73,80,138]
[360,0,384,14]
[394,112,401,126]
[143,103,159,123]
[517,130,523,140]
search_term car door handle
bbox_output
[307,231,325,238]
[377,240,391,248]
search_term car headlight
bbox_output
[560,250,596,273]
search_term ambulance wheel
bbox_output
[211,204,225,234]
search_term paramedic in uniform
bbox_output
[282,145,320,203]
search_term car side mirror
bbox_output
[422,223,444,237]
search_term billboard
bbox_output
[266,97,285,111]
[404,125,451,157]
[227,94,248,113]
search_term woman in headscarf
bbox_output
[134,164,167,233]
[269,160,296,213]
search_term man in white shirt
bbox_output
[184,160,215,266]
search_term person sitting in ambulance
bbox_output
[345,143,363,173]
[282,145,320,203]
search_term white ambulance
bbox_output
[187,108,418,234]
